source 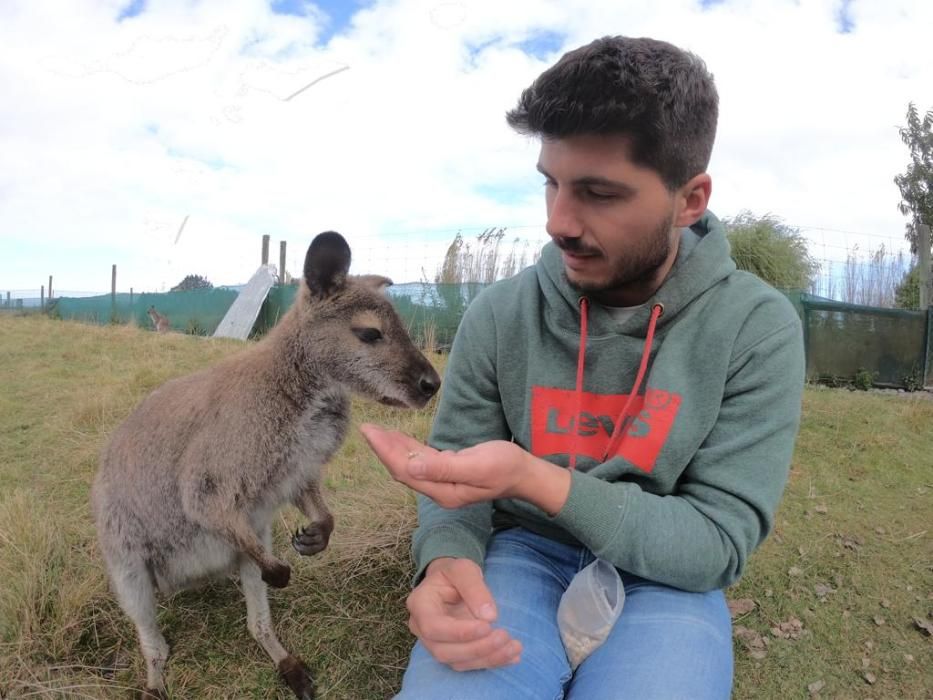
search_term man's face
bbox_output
[538,134,682,306]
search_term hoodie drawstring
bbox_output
[569,297,590,471]
[568,299,664,471]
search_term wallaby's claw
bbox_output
[261,560,291,588]
[292,523,329,556]
[279,654,316,700]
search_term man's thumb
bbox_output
[450,561,497,622]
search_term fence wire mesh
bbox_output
[46,285,933,390]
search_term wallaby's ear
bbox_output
[354,274,393,295]
[304,231,351,298]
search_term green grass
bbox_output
[1,316,931,699]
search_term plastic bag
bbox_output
[557,558,625,669]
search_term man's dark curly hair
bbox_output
[506,36,719,191]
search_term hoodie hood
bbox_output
[538,210,736,338]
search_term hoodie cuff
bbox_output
[412,526,488,586]
[547,470,630,555]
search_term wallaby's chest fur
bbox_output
[96,342,350,591]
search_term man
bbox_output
[362,35,804,699]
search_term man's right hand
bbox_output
[407,557,522,671]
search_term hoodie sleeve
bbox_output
[410,293,506,583]
[548,302,805,592]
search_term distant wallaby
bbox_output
[92,232,441,700]
[147,305,170,332]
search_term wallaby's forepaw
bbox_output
[261,560,291,588]
[136,687,168,700]
[292,523,330,556]
[278,654,316,700]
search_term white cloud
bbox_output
[1,0,930,296]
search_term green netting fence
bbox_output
[799,293,932,389]
[52,288,240,335]
[50,282,489,348]
[49,286,933,389]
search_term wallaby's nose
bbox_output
[419,372,440,398]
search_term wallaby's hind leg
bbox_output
[291,482,334,557]
[240,530,315,700]
[109,559,170,699]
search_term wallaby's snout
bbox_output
[418,368,440,402]
[380,353,440,409]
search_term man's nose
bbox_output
[545,187,583,239]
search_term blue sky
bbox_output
[1,0,930,296]
[270,0,365,43]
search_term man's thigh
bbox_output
[567,575,733,700]
[395,528,575,700]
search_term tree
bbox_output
[723,211,819,289]
[171,274,213,292]
[894,264,920,310]
[894,102,933,254]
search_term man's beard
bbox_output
[557,210,675,297]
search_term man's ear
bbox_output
[304,231,351,298]
[674,173,712,228]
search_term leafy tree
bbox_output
[894,264,920,310]
[723,211,819,289]
[171,274,213,292]
[894,102,933,254]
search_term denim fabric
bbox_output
[395,527,733,700]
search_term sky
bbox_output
[1,0,930,297]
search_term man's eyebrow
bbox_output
[536,164,636,195]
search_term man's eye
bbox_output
[587,190,616,201]
[353,327,383,343]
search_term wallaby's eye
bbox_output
[353,327,383,344]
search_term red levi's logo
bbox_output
[530,386,682,473]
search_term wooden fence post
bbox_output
[41,285,45,310]
[919,224,931,309]
[48,275,53,300]
[279,240,287,285]
[262,234,270,266]
[111,264,117,319]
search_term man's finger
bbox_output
[427,628,515,666]
[414,613,493,644]
[359,424,423,472]
[408,451,468,483]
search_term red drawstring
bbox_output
[569,297,589,470]
[568,299,663,470]
[601,303,664,461]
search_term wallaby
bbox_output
[92,232,441,700]
[147,305,170,333]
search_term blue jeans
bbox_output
[396,527,733,700]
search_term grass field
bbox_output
[0,315,930,699]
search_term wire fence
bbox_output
[4,223,930,388]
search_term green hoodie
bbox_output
[413,211,805,593]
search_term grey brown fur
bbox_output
[147,305,170,333]
[92,232,440,699]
